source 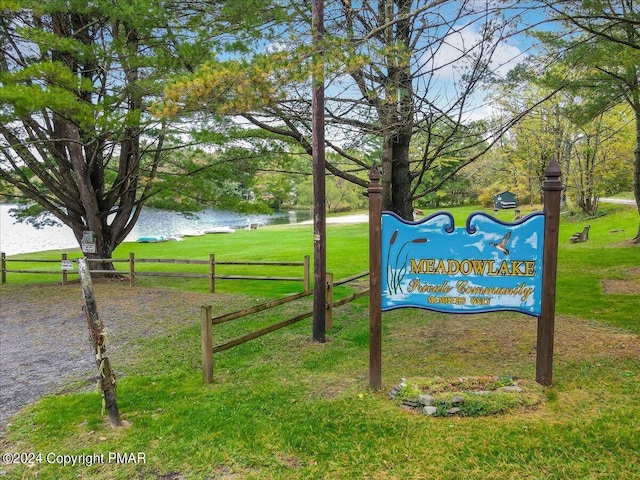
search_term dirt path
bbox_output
[0,281,222,432]
[600,197,636,205]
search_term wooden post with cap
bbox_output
[368,165,383,390]
[311,0,326,343]
[537,158,562,386]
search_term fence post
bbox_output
[368,164,383,390]
[304,255,310,291]
[210,254,215,293]
[1,252,6,284]
[129,253,135,287]
[201,305,214,384]
[62,253,68,286]
[326,273,334,331]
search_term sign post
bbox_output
[311,0,326,343]
[536,158,562,385]
[368,165,383,390]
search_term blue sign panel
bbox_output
[381,211,545,317]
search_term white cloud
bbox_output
[417,21,524,120]
[429,22,523,79]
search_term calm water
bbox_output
[0,204,312,255]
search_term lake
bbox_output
[0,204,312,256]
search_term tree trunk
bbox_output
[78,258,122,427]
[391,130,414,220]
[379,0,414,221]
[382,134,394,211]
[633,110,640,243]
[71,227,117,274]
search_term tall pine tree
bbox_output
[0,0,279,260]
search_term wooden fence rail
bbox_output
[200,271,369,383]
[1,252,310,293]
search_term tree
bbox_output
[480,73,634,215]
[567,107,634,216]
[536,0,640,241]
[488,80,578,206]
[163,1,544,220]
[0,0,278,261]
[146,145,279,214]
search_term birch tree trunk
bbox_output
[78,258,122,427]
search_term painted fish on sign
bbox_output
[381,211,546,317]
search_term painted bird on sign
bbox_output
[489,231,512,255]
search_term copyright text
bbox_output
[2,451,146,466]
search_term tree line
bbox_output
[1,0,638,261]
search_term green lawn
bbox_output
[1,204,639,479]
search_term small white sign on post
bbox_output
[81,242,96,254]
[82,231,96,254]
[61,259,74,271]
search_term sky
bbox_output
[317,1,553,124]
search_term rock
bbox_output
[401,399,420,409]
[497,385,523,393]
[422,406,437,416]
[474,390,491,396]
[452,395,465,405]
[447,407,461,415]
[388,385,402,399]
[418,394,435,406]
[388,390,398,399]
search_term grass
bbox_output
[1,204,639,479]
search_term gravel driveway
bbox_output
[0,281,218,431]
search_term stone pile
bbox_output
[388,379,524,417]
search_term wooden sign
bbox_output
[381,211,545,317]
[367,159,562,389]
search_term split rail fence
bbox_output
[200,271,370,383]
[1,252,310,293]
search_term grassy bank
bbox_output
[1,204,639,479]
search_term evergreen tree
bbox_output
[0,0,278,260]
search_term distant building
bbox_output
[493,191,517,209]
